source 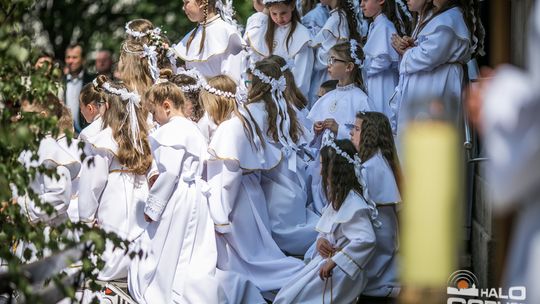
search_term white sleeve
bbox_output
[19,166,72,223]
[332,208,376,279]
[293,44,314,98]
[365,54,395,77]
[145,145,186,221]
[314,30,342,70]
[400,27,460,74]
[78,152,110,222]
[206,159,243,233]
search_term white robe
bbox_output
[234,102,319,256]
[301,4,330,38]
[363,14,399,118]
[391,7,471,136]
[129,116,221,304]
[309,9,350,105]
[207,106,305,292]
[274,191,376,303]
[175,15,246,84]
[78,127,149,280]
[17,136,81,225]
[245,14,314,98]
[307,84,372,214]
[361,151,401,297]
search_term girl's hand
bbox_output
[323,119,339,135]
[148,174,159,189]
[317,238,336,258]
[144,213,154,223]
[313,121,324,134]
[391,34,412,56]
[319,259,337,280]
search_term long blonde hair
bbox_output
[94,75,152,175]
[118,19,171,109]
[200,75,237,125]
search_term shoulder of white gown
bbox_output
[420,7,470,42]
[208,112,283,171]
[149,116,206,156]
[176,17,245,61]
[86,127,118,156]
[36,136,81,178]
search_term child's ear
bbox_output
[378,0,386,6]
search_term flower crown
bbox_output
[349,39,363,67]
[174,68,205,93]
[321,131,381,227]
[203,83,235,99]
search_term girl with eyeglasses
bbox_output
[307,41,372,215]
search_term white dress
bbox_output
[78,127,149,280]
[308,9,350,105]
[361,151,401,297]
[175,15,246,83]
[128,116,221,304]
[391,7,471,135]
[66,117,103,222]
[274,191,377,304]
[363,14,399,118]
[301,3,330,38]
[245,14,314,98]
[307,84,372,214]
[207,104,305,292]
[17,136,81,225]
[236,102,319,256]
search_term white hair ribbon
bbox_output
[142,44,160,84]
[101,82,144,153]
[250,64,297,172]
[349,39,364,67]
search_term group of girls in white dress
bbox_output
[12,0,485,302]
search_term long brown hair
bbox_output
[264,0,300,54]
[380,0,413,36]
[321,139,363,210]
[119,19,171,102]
[336,0,363,41]
[94,75,152,175]
[186,0,217,55]
[246,59,303,144]
[330,42,366,91]
[356,111,402,191]
[266,55,307,109]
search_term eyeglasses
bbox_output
[244,79,252,87]
[327,56,348,66]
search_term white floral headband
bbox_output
[125,21,162,39]
[175,67,205,93]
[99,81,144,153]
[349,39,363,67]
[321,131,381,227]
[250,63,298,172]
[262,0,284,4]
[203,83,235,98]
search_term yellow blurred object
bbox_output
[401,121,461,288]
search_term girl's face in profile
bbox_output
[183,0,205,23]
[349,118,363,152]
